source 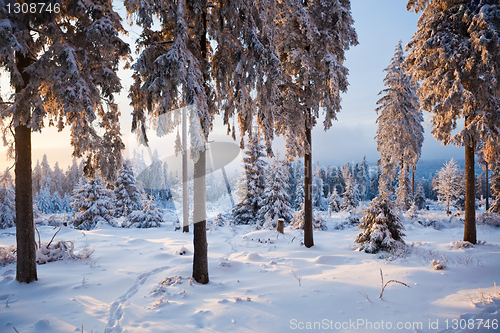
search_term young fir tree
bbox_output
[125,196,163,228]
[433,159,463,216]
[275,0,358,248]
[72,176,116,230]
[312,163,326,210]
[328,188,341,214]
[258,157,293,228]
[0,170,15,229]
[413,184,426,210]
[233,132,268,225]
[406,0,500,244]
[355,176,405,253]
[294,175,305,210]
[341,164,360,212]
[35,187,53,214]
[375,40,423,202]
[114,161,143,217]
[0,0,129,283]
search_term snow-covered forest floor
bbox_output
[1,205,500,333]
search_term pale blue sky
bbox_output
[0,0,465,172]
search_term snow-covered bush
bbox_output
[124,196,163,228]
[36,240,93,264]
[72,176,116,230]
[477,212,500,227]
[0,245,16,266]
[355,196,405,253]
[291,204,327,231]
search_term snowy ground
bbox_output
[1,207,500,333]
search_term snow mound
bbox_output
[246,252,262,261]
[313,255,344,265]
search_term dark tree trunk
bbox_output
[304,111,314,248]
[193,148,208,284]
[412,167,415,197]
[192,0,209,284]
[182,105,189,233]
[15,52,37,283]
[464,143,477,244]
[485,163,489,212]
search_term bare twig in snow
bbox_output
[358,289,370,302]
[379,269,411,299]
[47,223,64,248]
[5,294,13,307]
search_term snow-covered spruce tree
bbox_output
[0,0,129,283]
[413,184,426,210]
[125,196,163,228]
[375,40,423,202]
[72,176,116,230]
[433,159,463,217]
[233,132,268,225]
[406,0,500,244]
[341,164,360,213]
[490,162,500,213]
[395,166,412,211]
[312,163,326,210]
[328,188,341,214]
[294,175,305,210]
[114,161,143,217]
[355,176,405,253]
[0,170,15,229]
[258,157,293,228]
[274,0,357,248]
[34,187,53,214]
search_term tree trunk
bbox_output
[15,52,37,283]
[182,106,189,233]
[485,162,489,212]
[193,148,208,284]
[412,167,415,197]
[304,111,314,248]
[276,218,284,234]
[464,143,477,244]
[192,0,209,284]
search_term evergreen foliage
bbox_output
[125,196,163,228]
[375,40,423,191]
[258,157,293,228]
[341,164,360,212]
[355,196,405,253]
[433,159,464,216]
[0,170,15,229]
[232,132,267,225]
[489,163,500,213]
[114,161,144,217]
[413,184,426,210]
[72,176,116,230]
[328,188,341,214]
